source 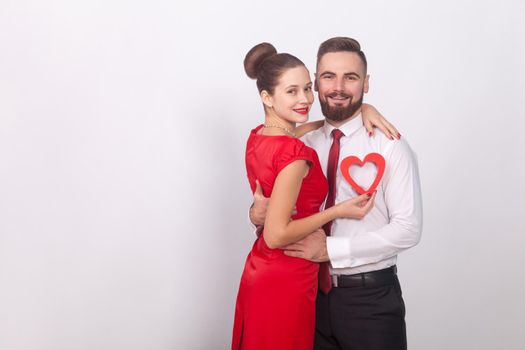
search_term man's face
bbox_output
[315,52,369,122]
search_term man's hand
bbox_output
[249,179,298,226]
[282,228,329,262]
[249,180,269,226]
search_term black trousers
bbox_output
[314,272,407,350]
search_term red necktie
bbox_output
[319,128,344,294]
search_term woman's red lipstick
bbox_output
[293,107,309,115]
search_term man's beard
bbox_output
[320,91,364,122]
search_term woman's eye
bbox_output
[305,87,312,92]
[287,90,296,94]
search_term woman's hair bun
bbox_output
[244,42,277,79]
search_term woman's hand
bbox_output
[334,192,376,219]
[361,104,400,140]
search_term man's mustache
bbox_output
[327,92,351,99]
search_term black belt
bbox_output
[332,266,397,288]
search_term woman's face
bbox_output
[263,65,314,124]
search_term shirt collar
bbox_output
[321,113,363,139]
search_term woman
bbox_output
[232,43,398,350]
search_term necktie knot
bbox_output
[331,128,344,141]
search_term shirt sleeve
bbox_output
[246,208,262,237]
[327,138,423,268]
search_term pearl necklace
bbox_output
[263,124,296,137]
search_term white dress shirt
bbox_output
[302,114,423,275]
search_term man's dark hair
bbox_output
[316,37,367,72]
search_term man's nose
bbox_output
[333,77,345,92]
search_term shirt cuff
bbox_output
[326,236,352,268]
[247,208,259,236]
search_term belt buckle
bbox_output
[331,275,338,288]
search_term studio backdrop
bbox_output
[1,1,524,349]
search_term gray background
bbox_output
[1,0,524,349]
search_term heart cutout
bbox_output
[340,153,385,194]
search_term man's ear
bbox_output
[314,76,319,92]
[364,74,370,94]
[260,90,273,108]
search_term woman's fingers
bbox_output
[382,119,401,139]
[363,117,374,137]
[353,192,371,205]
[375,122,390,139]
[362,192,376,213]
[338,192,377,219]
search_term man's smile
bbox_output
[327,92,351,105]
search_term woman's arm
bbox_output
[263,160,374,249]
[295,120,324,138]
[361,103,400,139]
[295,104,401,139]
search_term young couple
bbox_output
[232,37,423,350]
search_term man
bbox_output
[250,37,422,350]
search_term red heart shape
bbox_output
[340,153,386,195]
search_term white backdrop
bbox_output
[1,1,524,349]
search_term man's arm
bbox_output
[327,138,423,268]
[284,139,422,266]
[282,228,330,262]
[250,180,299,228]
[249,180,268,227]
[295,104,401,139]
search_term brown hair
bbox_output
[244,42,305,94]
[316,37,367,72]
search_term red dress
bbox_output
[232,125,328,350]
